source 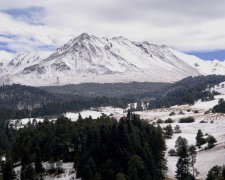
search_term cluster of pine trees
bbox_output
[148,75,225,109]
[2,113,167,180]
[206,165,225,180]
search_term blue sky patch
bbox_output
[187,50,225,61]
[0,34,17,39]
[2,6,46,25]
[38,45,57,51]
[0,43,16,53]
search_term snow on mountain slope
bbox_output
[2,51,51,75]
[171,49,225,75]
[0,50,14,74]
[0,33,224,86]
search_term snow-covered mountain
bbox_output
[0,33,225,86]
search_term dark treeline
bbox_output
[0,82,170,110]
[1,75,224,117]
[0,95,132,122]
[0,84,58,109]
[148,75,225,108]
[31,96,132,117]
[0,84,134,111]
[5,114,167,180]
[41,82,170,98]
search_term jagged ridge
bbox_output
[0,33,224,86]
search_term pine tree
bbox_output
[164,124,173,138]
[21,150,31,170]
[174,125,181,133]
[176,146,189,178]
[21,164,35,180]
[128,155,147,180]
[175,136,188,156]
[189,145,197,177]
[175,137,194,180]
[196,129,205,148]
[2,159,15,180]
[206,135,217,149]
[223,165,225,179]
[206,165,224,180]
[78,113,83,121]
[35,145,44,174]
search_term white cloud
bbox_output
[0,50,14,62]
[0,0,225,53]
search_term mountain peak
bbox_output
[111,36,130,42]
[1,34,224,86]
[76,33,91,40]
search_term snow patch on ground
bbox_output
[9,106,124,128]
[14,162,80,180]
[162,120,225,179]
[192,95,225,110]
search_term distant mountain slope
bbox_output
[171,49,225,75]
[0,33,206,86]
[148,75,225,108]
[0,84,60,110]
[40,82,170,98]
[0,82,169,110]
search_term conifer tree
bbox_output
[175,137,194,180]
[206,165,224,180]
[196,129,205,148]
[206,135,217,149]
[21,164,35,180]
[78,113,83,121]
[164,124,173,138]
[222,165,225,179]
[2,159,15,180]
[189,145,197,177]
[35,145,44,174]
[174,125,181,133]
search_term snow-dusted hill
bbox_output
[0,33,225,86]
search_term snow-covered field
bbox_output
[192,95,225,110]
[10,106,125,128]
[10,93,225,179]
[43,163,79,180]
[65,107,124,121]
[14,162,80,180]
[121,95,225,179]
[160,118,225,179]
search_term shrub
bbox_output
[179,111,185,115]
[179,117,195,123]
[200,120,207,123]
[206,135,217,149]
[169,111,176,116]
[174,125,181,133]
[194,110,199,113]
[156,119,164,124]
[164,118,174,123]
[163,124,173,138]
[168,149,176,156]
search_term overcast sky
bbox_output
[1,0,225,60]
